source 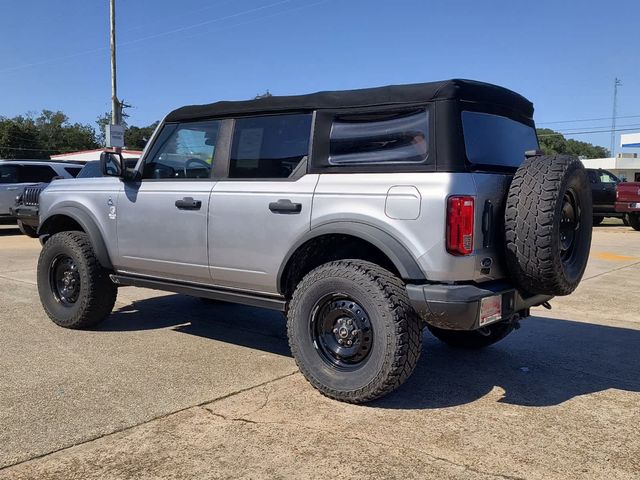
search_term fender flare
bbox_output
[39,206,113,270]
[277,221,426,293]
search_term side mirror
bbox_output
[100,150,123,178]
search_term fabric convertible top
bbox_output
[165,79,534,123]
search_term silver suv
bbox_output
[35,80,593,403]
[0,160,82,224]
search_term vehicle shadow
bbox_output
[0,227,21,236]
[101,293,640,409]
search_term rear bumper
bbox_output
[406,282,552,331]
[615,201,640,213]
[8,205,39,227]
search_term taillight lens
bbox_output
[447,196,475,255]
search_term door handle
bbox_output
[269,199,302,214]
[175,197,202,210]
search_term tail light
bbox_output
[447,196,475,255]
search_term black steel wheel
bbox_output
[311,295,373,370]
[38,231,117,329]
[49,254,81,306]
[287,260,422,404]
[559,188,581,265]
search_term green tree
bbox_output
[0,111,98,159]
[125,122,159,150]
[537,128,609,158]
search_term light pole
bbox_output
[107,0,124,150]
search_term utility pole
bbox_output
[610,77,622,157]
[106,0,124,150]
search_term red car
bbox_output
[616,181,640,231]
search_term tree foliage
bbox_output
[537,128,609,159]
[96,111,157,149]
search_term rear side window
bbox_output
[19,165,58,183]
[229,113,312,179]
[329,109,429,165]
[0,165,19,184]
[462,111,538,168]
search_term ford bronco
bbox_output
[35,79,593,403]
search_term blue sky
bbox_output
[1,0,638,153]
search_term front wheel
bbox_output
[427,322,515,349]
[37,231,117,329]
[287,260,422,403]
[629,213,640,231]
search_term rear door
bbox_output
[208,113,317,294]
[0,164,21,215]
[115,120,222,284]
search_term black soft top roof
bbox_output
[165,79,533,122]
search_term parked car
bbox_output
[10,159,138,237]
[35,79,593,403]
[616,181,640,231]
[0,160,82,230]
[587,168,633,226]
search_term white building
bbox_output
[50,149,142,163]
[581,153,640,182]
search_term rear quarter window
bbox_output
[462,111,538,168]
[329,109,429,165]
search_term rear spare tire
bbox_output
[505,154,592,296]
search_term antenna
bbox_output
[610,78,622,157]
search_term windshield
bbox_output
[77,161,101,178]
[462,111,538,168]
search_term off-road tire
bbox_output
[17,220,38,238]
[622,215,630,227]
[287,260,422,403]
[592,216,603,226]
[505,154,592,296]
[629,213,640,231]
[37,231,117,329]
[427,321,515,349]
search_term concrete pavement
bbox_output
[0,223,638,479]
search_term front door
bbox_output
[115,120,222,284]
[209,113,317,294]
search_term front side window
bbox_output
[143,120,221,179]
[229,113,312,179]
[462,111,538,168]
[20,165,58,183]
[329,109,429,165]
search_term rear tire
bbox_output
[17,220,38,238]
[287,260,422,403]
[629,213,640,231]
[37,231,117,329]
[427,322,515,349]
[505,154,592,296]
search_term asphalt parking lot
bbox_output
[0,222,638,479]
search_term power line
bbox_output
[0,0,327,74]
[537,114,640,125]
[538,127,640,137]
[551,122,640,134]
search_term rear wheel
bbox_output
[287,260,422,403]
[17,220,38,238]
[37,231,117,329]
[427,322,515,349]
[629,213,640,231]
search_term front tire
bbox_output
[37,231,117,329]
[287,260,422,403]
[629,213,640,231]
[427,321,515,349]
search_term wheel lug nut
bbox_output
[347,340,352,346]
[347,319,353,326]
[333,328,338,334]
